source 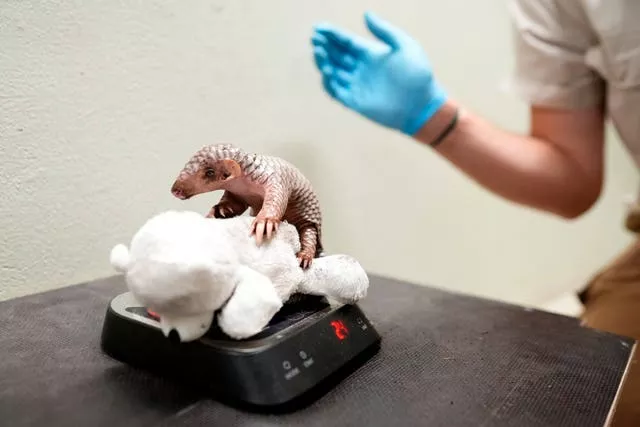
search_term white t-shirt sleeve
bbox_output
[505,0,605,109]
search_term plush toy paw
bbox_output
[298,254,369,304]
[218,266,283,339]
[330,256,369,303]
[218,304,281,339]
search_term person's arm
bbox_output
[415,100,605,218]
[311,7,605,219]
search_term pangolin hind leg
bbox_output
[296,225,320,269]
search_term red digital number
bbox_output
[330,320,349,340]
[147,309,160,320]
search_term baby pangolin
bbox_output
[170,143,323,268]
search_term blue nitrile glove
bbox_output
[311,11,447,136]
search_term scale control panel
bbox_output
[251,306,379,398]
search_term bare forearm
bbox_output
[414,100,604,218]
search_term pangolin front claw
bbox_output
[208,204,238,219]
[250,214,280,245]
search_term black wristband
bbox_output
[429,108,459,148]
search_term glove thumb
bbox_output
[364,11,404,49]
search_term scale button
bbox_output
[282,361,291,370]
[284,367,300,380]
[299,351,307,360]
[357,317,368,330]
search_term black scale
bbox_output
[100,291,381,412]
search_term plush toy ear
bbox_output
[219,159,241,180]
[110,244,130,273]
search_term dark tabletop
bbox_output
[0,274,634,427]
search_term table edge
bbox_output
[604,340,638,426]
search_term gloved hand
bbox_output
[311,11,447,136]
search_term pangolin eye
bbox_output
[204,168,215,178]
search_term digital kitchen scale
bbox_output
[100,291,381,412]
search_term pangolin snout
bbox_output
[171,181,188,200]
[172,189,186,199]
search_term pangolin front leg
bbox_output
[251,179,289,244]
[296,225,319,269]
[207,191,248,219]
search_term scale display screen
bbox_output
[330,319,349,340]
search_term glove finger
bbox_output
[322,75,352,107]
[313,46,331,71]
[312,32,354,58]
[317,60,352,88]
[325,46,357,71]
[314,43,356,72]
[315,50,354,84]
[364,11,404,49]
[313,24,370,56]
[311,32,329,48]
[332,68,352,88]
[322,74,337,98]
[319,63,335,81]
[312,30,362,69]
[331,81,352,107]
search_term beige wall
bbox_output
[1,1,637,310]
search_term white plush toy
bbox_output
[109,210,369,342]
